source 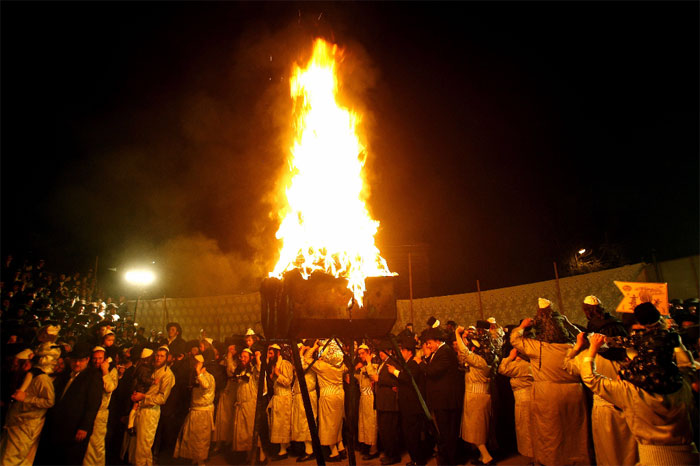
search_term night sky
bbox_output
[2,1,698,298]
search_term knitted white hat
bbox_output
[538,298,553,309]
[15,348,33,359]
[141,348,154,358]
[92,346,106,353]
[245,328,256,336]
[583,295,601,306]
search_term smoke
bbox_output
[42,7,385,297]
[153,233,265,297]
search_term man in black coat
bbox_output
[415,327,461,466]
[165,322,186,359]
[375,342,401,465]
[387,335,428,466]
[36,340,103,465]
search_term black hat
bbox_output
[376,339,393,353]
[423,326,445,342]
[634,302,661,326]
[69,340,92,359]
[426,316,440,328]
[476,320,491,330]
[166,322,182,335]
[398,335,417,351]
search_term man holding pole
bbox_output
[386,335,428,466]
[415,327,461,466]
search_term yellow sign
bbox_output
[614,281,668,315]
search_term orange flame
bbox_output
[270,38,392,306]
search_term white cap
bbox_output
[92,346,106,353]
[242,348,253,355]
[203,338,213,345]
[245,328,256,336]
[538,298,552,309]
[432,319,440,329]
[487,317,497,324]
[358,344,370,351]
[141,348,154,358]
[583,295,601,306]
[15,349,34,359]
[46,325,61,336]
[269,344,281,350]
[194,354,204,363]
[158,345,170,353]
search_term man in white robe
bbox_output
[83,346,119,466]
[130,347,175,466]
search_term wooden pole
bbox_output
[476,279,484,321]
[689,256,700,297]
[408,251,414,325]
[93,256,99,301]
[553,261,565,313]
[290,340,325,466]
[163,296,168,331]
[333,337,357,466]
[250,349,268,465]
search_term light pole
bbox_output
[124,269,156,323]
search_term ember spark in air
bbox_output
[270,39,393,306]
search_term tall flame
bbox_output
[270,38,392,306]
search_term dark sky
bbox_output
[2,1,698,298]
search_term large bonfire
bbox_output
[270,38,393,307]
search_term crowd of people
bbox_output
[1,256,700,466]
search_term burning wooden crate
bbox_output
[261,269,397,339]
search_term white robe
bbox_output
[213,355,237,442]
[268,359,293,444]
[0,372,55,466]
[132,365,175,466]
[174,371,216,462]
[83,367,118,466]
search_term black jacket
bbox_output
[396,358,426,415]
[375,360,399,412]
[419,343,461,411]
[37,366,103,465]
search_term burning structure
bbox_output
[261,38,397,340]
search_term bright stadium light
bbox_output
[125,269,156,286]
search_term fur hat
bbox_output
[426,316,440,328]
[476,320,491,330]
[533,299,576,344]
[634,302,661,326]
[319,339,344,368]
